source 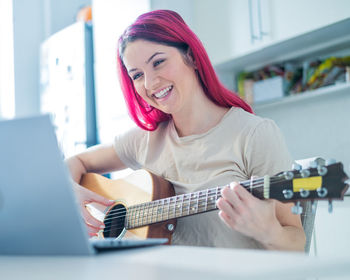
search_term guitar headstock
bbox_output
[269,161,349,213]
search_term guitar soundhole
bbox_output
[103,203,126,238]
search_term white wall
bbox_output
[150,0,194,27]
[191,0,233,64]
[91,0,149,144]
[0,0,15,119]
[255,89,350,175]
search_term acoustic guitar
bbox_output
[80,161,349,244]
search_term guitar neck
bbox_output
[125,178,265,229]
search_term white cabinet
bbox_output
[223,0,350,61]
[229,0,272,60]
[269,0,350,42]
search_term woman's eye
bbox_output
[153,59,165,67]
[132,73,142,80]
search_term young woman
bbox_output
[66,10,306,251]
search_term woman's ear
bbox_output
[184,48,197,69]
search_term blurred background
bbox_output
[0,0,350,257]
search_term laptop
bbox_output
[0,115,167,255]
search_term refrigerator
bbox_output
[40,21,97,158]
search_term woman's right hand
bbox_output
[65,145,126,236]
[72,182,115,237]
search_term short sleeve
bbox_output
[244,119,293,178]
[113,126,148,170]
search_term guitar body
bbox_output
[80,170,176,244]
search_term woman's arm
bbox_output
[65,143,127,183]
[65,144,127,237]
[217,183,306,251]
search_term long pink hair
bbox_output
[117,10,253,131]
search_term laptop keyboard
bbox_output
[90,238,168,251]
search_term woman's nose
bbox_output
[144,72,160,91]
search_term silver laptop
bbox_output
[0,115,167,255]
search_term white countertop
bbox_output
[1,245,350,280]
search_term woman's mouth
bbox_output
[152,86,173,99]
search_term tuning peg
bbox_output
[325,159,336,166]
[292,163,302,171]
[317,166,328,176]
[282,189,294,199]
[291,201,303,215]
[299,188,310,198]
[283,171,294,180]
[328,200,333,213]
[317,187,328,198]
[311,201,317,214]
[300,169,311,178]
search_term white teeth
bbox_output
[153,86,172,98]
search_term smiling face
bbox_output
[122,40,204,116]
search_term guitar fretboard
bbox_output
[126,186,224,229]
[125,178,266,229]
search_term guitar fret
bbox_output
[139,204,143,226]
[210,189,215,209]
[133,206,139,227]
[190,193,196,214]
[167,198,171,220]
[132,206,136,228]
[135,204,140,227]
[154,200,159,223]
[145,202,151,225]
[161,198,166,222]
[156,199,160,222]
[127,207,132,229]
[131,206,134,228]
[205,189,208,212]
[135,205,139,227]
[147,202,151,224]
[169,197,174,219]
[173,197,177,218]
[140,203,145,226]
[150,201,157,223]
[180,194,184,217]
[125,207,129,229]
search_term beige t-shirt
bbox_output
[114,107,293,249]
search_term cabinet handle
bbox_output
[257,0,269,38]
[248,0,260,43]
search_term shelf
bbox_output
[253,82,350,111]
[215,18,350,73]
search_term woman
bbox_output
[66,10,306,251]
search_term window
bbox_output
[0,0,15,119]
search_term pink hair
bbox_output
[117,10,253,131]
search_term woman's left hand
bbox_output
[216,182,282,246]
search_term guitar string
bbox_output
[98,177,288,228]
[101,176,285,222]
[102,170,319,221]
[101,200,220,236]
[100,177,278,235]
[99,173,320,236]
[98,175,278,221]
